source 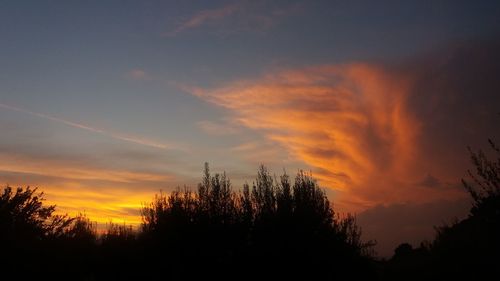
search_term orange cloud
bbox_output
[187,63,466,212]
[0,154,171,184]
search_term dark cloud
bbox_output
[403,38,500,163]
[357,199,471,257]
[417,174,441,188]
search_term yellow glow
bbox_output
[0,154,169,227]
[43,184,152,226]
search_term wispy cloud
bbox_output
[126,69,152,81]
[197,120,240,135]
[0,103,171,150]
[164,2,242,36]
[163,1,301,37]
[0,153,171,184]
[229,139,295,165]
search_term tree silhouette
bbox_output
[63,213,97,241]
[384,139,500,280]
[0,165,380,280]
[0,186,77,279]
[431,139,500,279]
[0,186,72,242]
[140,163,375,280]
[462,139,500,218]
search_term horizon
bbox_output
[1,0,500,257]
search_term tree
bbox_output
[140,164,375,280]
[462,139,500,219]
[0,186,72,242]
[0,186,77,279]
[385,139,500,280]
[63,213,97,242]
[431,139,500,278]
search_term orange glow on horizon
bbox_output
[0,155,173,227]
[44,186,149,226]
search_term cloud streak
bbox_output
[126,69,152,81]
[0,103,172,150]
[0,154,171,184]
[163,1,301,37]
[0,102,191,226]
[164,2,242,36]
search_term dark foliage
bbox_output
[0,186,72,241]
[2,147,499,280]
[0,165,374,280]
[430,140,500,279]
[0,187,99,279]
[383,139,500,280]
[139,164,375,280]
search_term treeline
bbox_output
[1,140,500,280]
[140,165,375,280]
[0,165,375,280]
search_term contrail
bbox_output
[0,102,170,150]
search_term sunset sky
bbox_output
[1,0,500,256]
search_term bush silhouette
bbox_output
[140,164,375,280]
[430,139,500,278]
[0,186,87,279]
[0,186,72,242]
[0,165,377,280]
[5,154,498,280]
[384,139,500,280]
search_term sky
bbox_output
[1,0,500,256]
